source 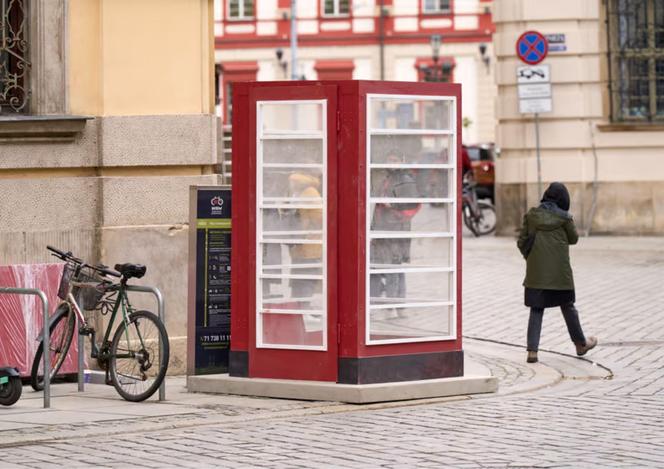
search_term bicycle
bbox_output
[462,175,496,237]
[30,246,169,402]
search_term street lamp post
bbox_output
[419,34,454,83]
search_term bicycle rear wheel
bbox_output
[475,201,497,235]
[30,303,76,391]
[109,310,169,402]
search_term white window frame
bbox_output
[256,99,328,351]
[227,0,254,20]
[365,93,457,346]
[422,0,451,14]
[322,0,350,17]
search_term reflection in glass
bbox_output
[371,168,450,199]
[261,313,324,347]
[368,306,452,341]
[262,208,323,233]
[263,139,323,165]
[261,103,323,133]
[370,98,451,130]
[369,271,452,305]
[261,278,324,308]
[370,237,452,270]
[263,168,324,199]
[369,203,452,233]
[370,135,452,165]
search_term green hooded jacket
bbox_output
[517,207,578,290]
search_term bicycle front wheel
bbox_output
[463,203,480,237]
[475,201,497,235]
[109,310,169,402]
[30,303,76,391]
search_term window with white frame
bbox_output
[366,95,456,345]
[256,100,328,350]
[323,0,350,16]
[423,0,451,14]
[228,0,254,19]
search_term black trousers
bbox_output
[527,303,586,351]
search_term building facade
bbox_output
[0,0,217,373]
[214,0,496,145]
[494,0,664,235]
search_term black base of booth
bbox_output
[338,351,464,384]
[229,351,249,377]
[230,350,464,384]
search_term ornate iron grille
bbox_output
[0,0,29,114]
[607,0,664,122]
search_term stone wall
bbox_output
[493,0,664,234]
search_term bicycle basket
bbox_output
[72,268,106,311]
[57,263,76,300]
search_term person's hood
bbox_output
[541,182,570,211]
[527,206,569,231]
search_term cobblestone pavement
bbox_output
[3,236,664,468]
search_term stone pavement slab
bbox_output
[0,235,662,468]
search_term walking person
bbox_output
[517,182,597,363]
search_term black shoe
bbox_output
[527,351,538,363]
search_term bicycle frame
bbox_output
[66,279,146,362]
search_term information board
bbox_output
[192,187,232,374]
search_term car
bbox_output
[465,143,496,202]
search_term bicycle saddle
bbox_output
[114,263,147,279]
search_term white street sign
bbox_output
[519,98,552,114]
[517,65,550,84]
[518,83,552,99]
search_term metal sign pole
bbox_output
[535,112,543,198]
[0,288,50,408]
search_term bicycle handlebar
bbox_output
[46,245,121,278]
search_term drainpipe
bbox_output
[290,0,298,80]
[379,0,385,80]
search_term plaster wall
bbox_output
[494,0,664,234]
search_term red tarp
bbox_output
[0,264,82,377]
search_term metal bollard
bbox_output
[78,285,167,400]
[0,287,50,408]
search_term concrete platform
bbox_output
[187,373,498,404]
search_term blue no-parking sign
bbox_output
[516,31,548,65]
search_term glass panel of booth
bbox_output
[369,98,452,131]
[261,102,324,134]
[366,94,457,345]
[256,99,328,350]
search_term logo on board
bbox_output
[211,196,224,215]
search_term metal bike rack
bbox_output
[0,287,50,408]
[77,285,166,401]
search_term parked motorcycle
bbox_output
[0,367,22,406]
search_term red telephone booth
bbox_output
[227,80,479,392]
